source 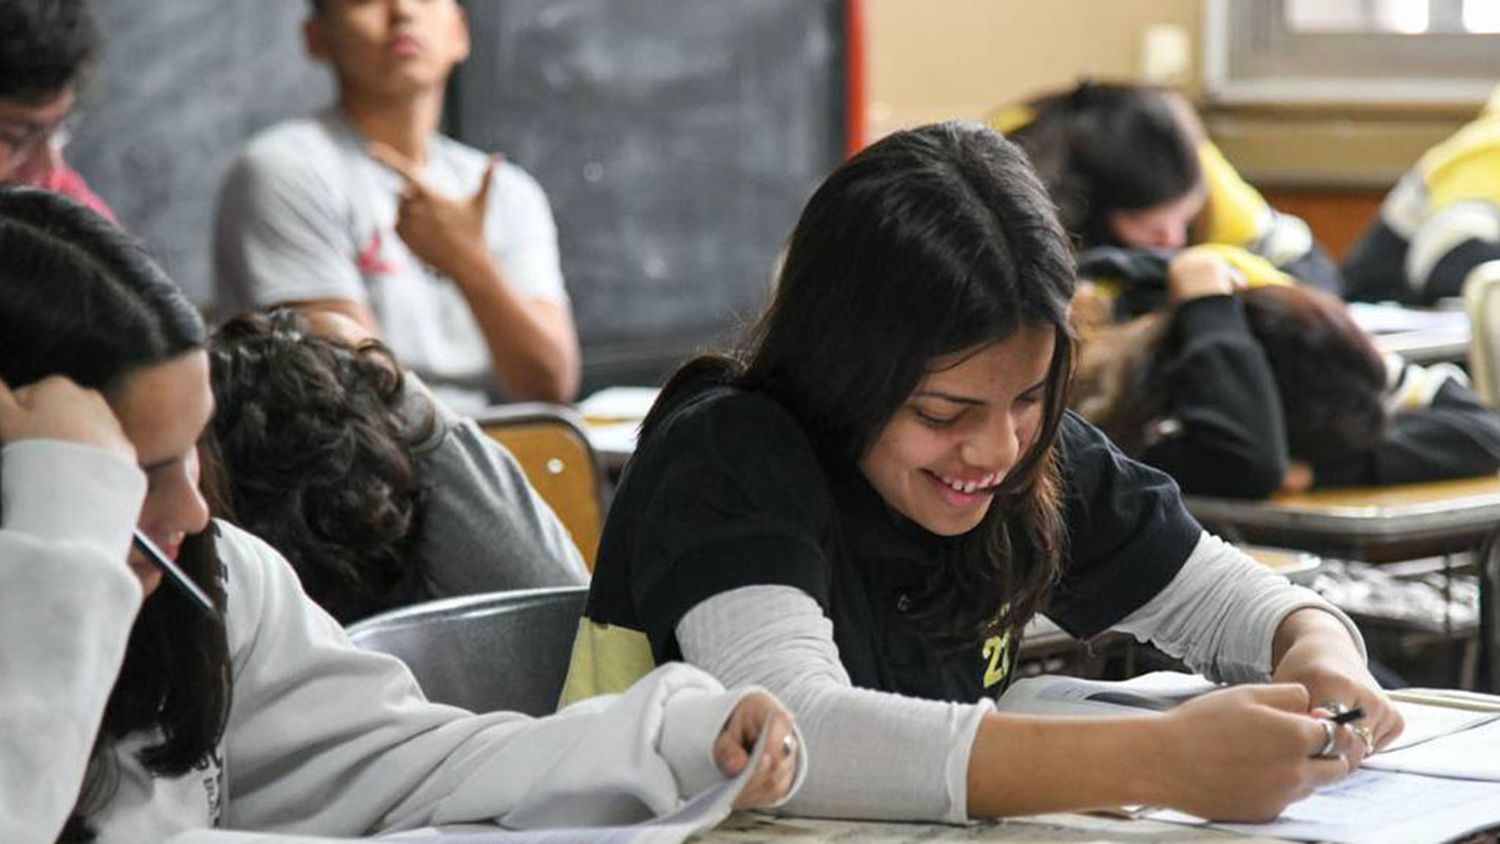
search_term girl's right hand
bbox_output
[716,690,800,811]
[0,376,135,463]
[1154,684,1361,823]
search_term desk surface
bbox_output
[1186,475,1500,544]
[702,812,1280,843]
[1371,324,1471,365]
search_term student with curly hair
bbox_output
[1072,248,1500,498]
[0,187,801,844]
[208,308,589,624]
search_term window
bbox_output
[1205,0,1500,105]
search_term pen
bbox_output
[1328,707,1365,725]
[132,529,217,616]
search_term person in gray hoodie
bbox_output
[0,186,802,844]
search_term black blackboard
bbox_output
[65,0,846,388]
[68,0,332,304]
[454,0,848,386]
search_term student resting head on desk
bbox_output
[1071,246,1500,498]
[566,122,1401,824]
[0,187,801,844]
[993,79,1344,296]
[206,307,589,624]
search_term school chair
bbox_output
[474,403,606,569]
[346,586,589,716]
[1466,268,1500,406]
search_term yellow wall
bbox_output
[865,0,1201,139]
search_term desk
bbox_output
[1351,302,1471,366]
[701,812,1279,843]
[1186,477,1500,690]
[1372,324,1471,365]
[1185,476,1500,563]
[581,419,638,476]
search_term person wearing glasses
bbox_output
[0,0,113,220]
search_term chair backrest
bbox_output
[1466,263,1500,406]
[346,586,589,716]
[475,403,606,569]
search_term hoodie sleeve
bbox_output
[216,523,789,834]
[0,440,145,844]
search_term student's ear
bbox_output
[304,15,331,62]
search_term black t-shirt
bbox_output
[584,377,1202,703]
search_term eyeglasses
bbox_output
[0,114,74,166]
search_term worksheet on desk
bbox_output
[1149,769,1500,844]
[1367,711,1500,779]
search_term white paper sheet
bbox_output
[1149,769,1500,844]
[577,387,660,422]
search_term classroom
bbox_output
[9,0,1500,842]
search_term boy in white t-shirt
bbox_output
[214,0,580,407]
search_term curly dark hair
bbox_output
[208,309,437,623]
[0,0,99,103]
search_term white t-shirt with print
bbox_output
[214,109,567,398]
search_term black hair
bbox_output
[208,309,436,624]
[0,0,99,103]
[647,122,1076,651]
[1241,285,1388,463]
[1074,285,1389,476]
[0,187,229,843]
[1007,80,1202,250]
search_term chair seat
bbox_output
[347,586,589,716]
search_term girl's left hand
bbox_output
[716,691,800,810]
[1272,636,1404,758]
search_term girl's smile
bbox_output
[859,325,1056,537]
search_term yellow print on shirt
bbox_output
[981,629,1012,688]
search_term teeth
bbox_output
[938,473,1001,494]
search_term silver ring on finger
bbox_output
[1313,719,1338,758]
[1354,725,1375,755]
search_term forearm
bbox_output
[1114,532,1359,684]
[447,250,580,402]
[1272,606,1365,671]
[967,712,1163,817]
[678,586,984,822]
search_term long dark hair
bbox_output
[647,122,1076,651]
[208,309,435,623]
[0,188,230,842]
[1075,285,1389,466]
[1006,81,1201,251]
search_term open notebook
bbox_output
[997,673,1500,844]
